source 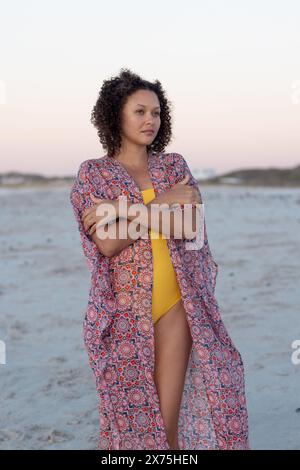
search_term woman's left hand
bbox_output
[82,194,119,236]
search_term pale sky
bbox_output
[1,0,300,176]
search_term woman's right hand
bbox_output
[151,174,202,207]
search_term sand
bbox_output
[0,184,299,449]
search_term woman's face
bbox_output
[120,89,161,148]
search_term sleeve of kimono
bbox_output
[172,153,203,206]
[170,153,205,244]
[173,153,219,290]
[69,159,108,272]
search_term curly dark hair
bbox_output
[90,68,173,158]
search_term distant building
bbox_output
[0,175,26,185]
[219,177,244,184]
[191,167,217,181]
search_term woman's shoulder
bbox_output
[71,156,112,201]
[159,151,187,166]
[74,156,112,185]
[77,155,108,173]
[158,151,189,176]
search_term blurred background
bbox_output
[0,0,300,450]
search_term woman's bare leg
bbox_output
[153,299,193,450]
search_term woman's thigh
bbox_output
[153,299,193,441]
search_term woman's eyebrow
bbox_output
[136,104,161,109]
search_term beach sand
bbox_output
[0,184,299,449]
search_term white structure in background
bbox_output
[0,175,26,185]
[191,167,217,181]
[219,176,243,184]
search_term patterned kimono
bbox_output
[69,150,250,450]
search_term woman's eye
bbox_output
[136,110,160,116]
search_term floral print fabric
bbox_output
[69,150,250,450]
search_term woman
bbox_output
[69,68,250,450]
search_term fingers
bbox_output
[177,174,190,185]
[192,193,202,204]
[83,213,94,232]
[82,194,103,220]
[82,202,98,219]
[83,211,94,227]
[82,207,92,219]
[192,188,202,203]
[89,223,96,236]
[91,193,101,202]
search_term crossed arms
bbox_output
[87,200,200,258]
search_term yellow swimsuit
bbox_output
[141,188,181,325]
